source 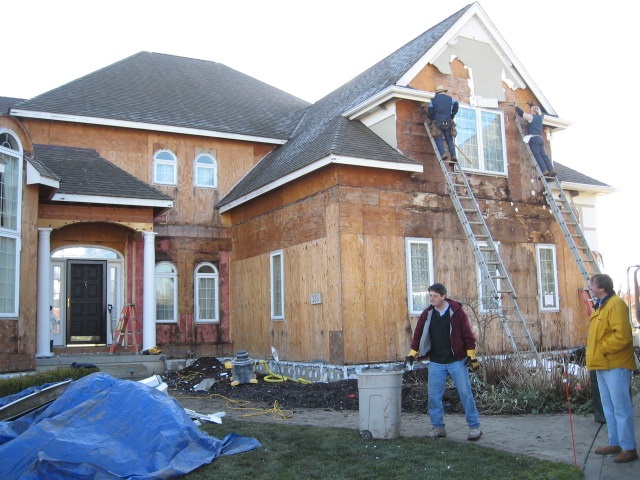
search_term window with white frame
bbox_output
[456,106,506,174]
[155,262,178,323]
[270,250,284,320]
[153,150,177,185]
[194,153,217,188]
[405,238,434,315]
[477,242,502,313]
[536,244,559,311]
[0,131,22,317]
[195,262,219,323]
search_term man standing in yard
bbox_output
[587,273,638,463]
[404,283,482,441]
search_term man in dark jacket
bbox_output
[404,283,482,440]
[428,85,459,162]
[515,104,555,177]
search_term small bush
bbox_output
[0,368,98,398]
[476,354,598,415]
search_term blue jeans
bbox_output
[434,121,456,159]
[428,359,480,429]
[596,369,636,450]
[528,136,554,172]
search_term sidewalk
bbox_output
[173,392,640,479]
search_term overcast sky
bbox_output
[4,0,637,291]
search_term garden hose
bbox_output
[258,360,313,384]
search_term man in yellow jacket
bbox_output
[586,273,638,463]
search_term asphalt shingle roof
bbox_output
[216,5,471,207]
[16,53,310,140]
[555,162,610,188]
[0,96,25,115]
[33,144,173,202]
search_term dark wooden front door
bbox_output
[67,261,106,344]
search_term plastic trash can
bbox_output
[357,366,404,439]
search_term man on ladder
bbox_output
[427,85,459,164]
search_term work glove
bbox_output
[404,349,419,369]
[466,350,479,372]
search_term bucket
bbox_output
[357,366,404,439]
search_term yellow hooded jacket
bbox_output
[586,294,635,371]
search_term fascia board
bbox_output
[219,155,422,213]
[51,193,174,208]
[10,109,288,145]
[345,84,572,130]
[26,161,59,188]
[395,3,558,117]
[555,182,616,195]
[343,86,433,120]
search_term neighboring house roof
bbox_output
[11,52,310,143]
[33,144,174,207]
[0,96,25,114]
[216,5,471,210]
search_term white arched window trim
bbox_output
[194,153,218,188]
[194,262,219,323]
[155,261,178,323]
[153,149,177,185]
[0,129,23,317]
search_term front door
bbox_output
[67,260,107,344]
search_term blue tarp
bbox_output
[0,372,261,479]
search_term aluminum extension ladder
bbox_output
[514,118,601,288]
[424,122,540,362]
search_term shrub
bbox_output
[0,368,98,398]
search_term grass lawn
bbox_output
[185,418,583,480]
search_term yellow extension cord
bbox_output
[172,360,314,420]
[258,360,313,385]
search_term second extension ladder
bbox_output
[515,118,601,288]
[424,122,540,362]
[109,304,141,354]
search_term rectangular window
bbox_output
[154,163,176,184]
[456,106,506,174]
[197,277,217,322]
[0,236,18,315]
[536,244,559,311]
[477,242,502,313]
[405,238,434,315]
[270,250,284,320]
[156,277,177,322]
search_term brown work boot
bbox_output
[614,449,638,463]
[467,428,482,441]
[427,428,446,438]
[595,445,622,455]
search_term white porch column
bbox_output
[36,228,53,357]
[142,231,157,350]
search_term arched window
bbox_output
[155,262,178,323]
[153,150,177,185]
[194,263,219,323]
[194,154,217,188]
[0,130,23,317]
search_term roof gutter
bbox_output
[344,85,572,131]
[10,109,288,145]
[51,193,174,208]
[218,153,422,213]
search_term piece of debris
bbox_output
[184,408,226,425]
